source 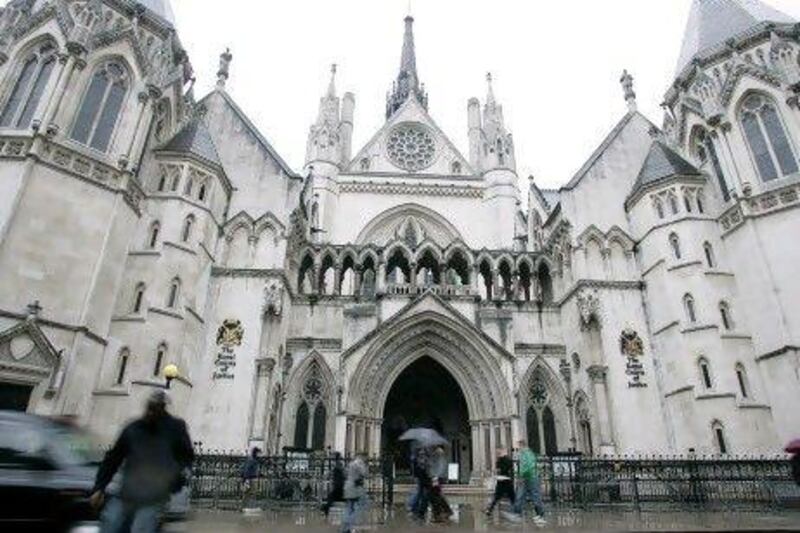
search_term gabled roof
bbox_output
[675,0,794,74]
[199,90,299,179]
[158,117,222,168]
[627,140,702,202]
[562,111,657,191]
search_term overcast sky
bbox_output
[170,0,800,189]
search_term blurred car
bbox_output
[0,411,101,532]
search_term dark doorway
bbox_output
[0,382,33,411]
[382,356,471,483]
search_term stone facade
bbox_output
[0,0,798,479]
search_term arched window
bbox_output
[312,403,326,450]
[132,283,145,314]
[360,157,370,171]
[719,301,733,330]
[683,192,693,213]
[653,198,665,219]
[297,254,315,295]
[0,42,56,129]
[712,420,728,454]
[293,401,310,448]
[696,191,705,214]
[537,263,553,304]
[669,233,681,260]
[698,357,713,389]
[71,61,129,152]
[183,177,193,196]
[739,93,798,181]
[735,363,750,399]
[198,183,207,202]
[692,128,730,202]
[683,293,697,323]
[154,343,166,377]
[167,278,181,309]
[310,202,320,230]
[181,215,194,243]
[115,348,130,385]
[157,172,167,192]
[451,161,462,174]
[147,221,160,249]
[668,193,679,215]
[703,242,715,268]
[171,172,180,192]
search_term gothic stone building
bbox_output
[0,0,799,481]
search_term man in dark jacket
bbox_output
[90,390,194,533]
[485,448,516,515]
[322,452,346,516]
[241,446,261,510]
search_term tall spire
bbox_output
[675,0,794,74]
[386,15,428,119]
[327,63,337,98]
[486,72,496,106]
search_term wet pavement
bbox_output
[166,502,800,532]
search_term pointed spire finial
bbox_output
[386,13,427,118]
[486,72,496,105]
[216,48,233,89]
[620,69,637,112]
[327,63,337,97]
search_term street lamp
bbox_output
[163,364,179,389]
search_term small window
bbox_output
[116,348,130,385]
[712,421,728,454]
[171,173,180,192]
[360,157,370,171]
[719,301,733,330]
[696,192,705,214]
[683,193,693,213]
[132,283,145,314]
[654,198,665,219]
[71,61,129,152]
[451,161,462,174]
[167,278,181,309]
[703,242,715,268]
[684,293,697,324]
[735,363,749,399]
[668,193,679,215]
[181,215,194,243]
[154,344,166,377]
[157,173,167,192]
[198,183,207,202]
[699,358,712,389]
[148,222,160,249]
[669,233,681,260]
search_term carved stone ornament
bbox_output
[263,279,284,317]
[619,328,644,358]
[576,288,601,328]
[215,319,243,347]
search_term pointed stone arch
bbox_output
[284,351,335,450]
[355,203,464,247]
[519,359,571,456]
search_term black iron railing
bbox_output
[189,452,799,510]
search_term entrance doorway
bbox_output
[0,382,33,411]
[382,356,471,483]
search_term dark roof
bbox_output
[158,118,222,168]
[629,141,702,198]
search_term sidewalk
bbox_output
[170,504,800,532]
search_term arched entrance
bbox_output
[382,356,471,482]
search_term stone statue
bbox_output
[263,279,284,317]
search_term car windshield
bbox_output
[49,425,104,466]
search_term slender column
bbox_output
[33,52,68,129]
[492,270,500,300]
[410,261,418,291]
[377,260,386,294]
[471,264,480,297]
[43,53,84,133]
[346,419,353,456]
[120,91,150,169]
[587,365,615,455]
[353,265,363,296]
[718,124,746,191]
[471,423,481,475]
[333,264,342,295]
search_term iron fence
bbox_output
[189,452,799,510]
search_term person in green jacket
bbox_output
[513,439,546,525]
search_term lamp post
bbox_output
[163,364,179,389]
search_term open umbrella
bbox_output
[785,438,800,454]
[398,427,447,448]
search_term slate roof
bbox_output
[676,0,794,74]
[158,118,222,168]
[628,140,702,199]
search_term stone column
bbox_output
[376,260,386,295]
[353,265,363,297]
[42,53,85,134]
[333,263,342,295]
[120,90,151,169]
[248,358,275,442]
[471,264,480,297]
[410,261,418,292]
[587,365,615,455]
[471,422,482,475]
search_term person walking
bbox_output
[485,448,517,516]
[241,446,261,511]
[90,390,194,533]
[412,446,433,522]
[429,446,452,522]
[341,454,369,533]
[513,439,546,526]
[381,452,395,508]
[321,452,345,517]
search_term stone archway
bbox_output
[519,361,572,456]
[344,306,514,478]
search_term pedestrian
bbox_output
[413,446,433,521]
[513,439,546,525]
[381,451,395,507]
[341,453,369,533]
[792,451,800,486]
[406,444,420,514]
[485,447,517,516]
[241,446,261,511]
[90,389,194,533]
[321,452,345,516]
[429,445,452,522]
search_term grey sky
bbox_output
[171,0,800,189]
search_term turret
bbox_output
[467,97,482,171]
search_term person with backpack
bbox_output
[513,439,546,526]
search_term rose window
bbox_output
[386,123,436,171]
